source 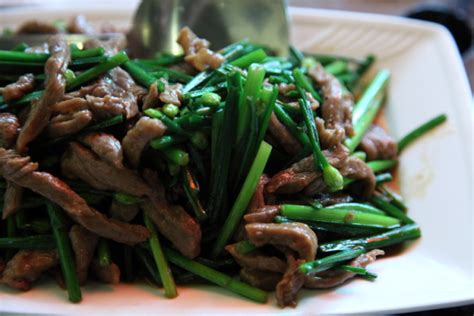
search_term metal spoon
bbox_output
[128,0,289,58]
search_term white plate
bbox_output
[1,5,473,315]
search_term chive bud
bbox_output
[64,69,76,86]
[200,92,221,107]
[162,103,179,118]
[302,57,317,69]
[323,164,344,191]
[163,147,189,166]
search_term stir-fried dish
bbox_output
[0,16,447,307]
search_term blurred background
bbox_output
[291,0,474,92]
[0,0,472,91]
[0,0,472,92]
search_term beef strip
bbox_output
[308,63,353,139]
[247,174,270,213]
[225,244,287,273]
[109,200,139,222]
[240,268,282,291]
[61,142,152,197]
[268,113,302,155]
[244,206,280,223]
[276,255,306,307]
[0,148,149,245]
[316,117,345,149]
[141,169,201,258]
[2,181,23,220]
[143,82,160,110]
[177,27,224,71]
[0,250,57,291]
[245,223,318,262]
[304,249,384,289]
[266,144,349,194]
[75,68,142,120]
[0,258,5,274]
[17,21,60,34]
[50,98,89,113]
[47,110,93,137]
[339,156,376,199]
[110,68,146,102]
[0,113,20,149]
[0,113,22,219]
[79,132,124,169]
[359,125,398,160]
[91,260,120,284]
[69,224,98,285]
[16,35,70,153]
[160,82,183,106]
[67,15,95,34]
[2,74,35,103]
[122,117,166,168]
[303,154,376,199]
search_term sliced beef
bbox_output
[76,68,142,120]
[240,268,282,291]
[17,21,60,34]
[177,27,224,71]
[0,148,149,245]
[50,98,89,113]
[0,113,20,149]
[109,200,139,222]
[304,249,384,289]
[143,82,160,110]
[16,35,70,153]
[67,15,95,34]
[276,255,306,307]
[61,142,152,197]
[0,250,57,291]
[359,125,398,160]
[0,113,22,219]
[111,68,146,101]
[2,74,35,103]
[47,110,93,137]
[79,133,124,169]
[339,156,376,199]
[247,174,270,213]
[303,155,376,199]
[246,223,317,262]
[225,243,287,273]
[141,169,201,258]
[91,261,120,284]
[122,117,166,168]
[160,82,183,106]
[316,117,345,149]
[308,63,353,139]
[268,113,301,155]
[2,181,23,220]
[244,206,280,223]
[266,144,349,194]
[69,225,98,285]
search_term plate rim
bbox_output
[0,6,473,314]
